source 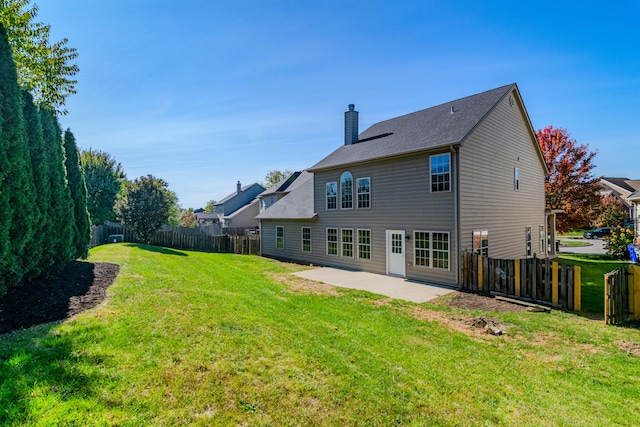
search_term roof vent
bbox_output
[450,106,455,114]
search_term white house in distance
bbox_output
[257,83,553,286]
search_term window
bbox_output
[340,172,353,209]
[357,177,371,209]
[358,229,371,260]
[302,227,311,252]
[327,228,338,255]
[514,168,520,191]
[326,182,337,210]
[341,229,354,257]
[276,226,284,249]
[414,231,450,270]
[539,225,545,254]
[430,153,450,192]
[473,231,489,256]
[526,226,532,257]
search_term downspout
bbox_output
[450,144,460,286]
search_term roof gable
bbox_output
[309,84,516,171]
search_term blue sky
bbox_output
[36,0,640,209]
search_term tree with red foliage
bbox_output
[536,126,601,232]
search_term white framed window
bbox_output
[430,153,450,192]
[473,230,488,256]
[356,177,371,209]
[340,172,353,209]
[526,226,532,257]
[326,182,337,210]
[358,229,371,260]
[276,226,284,249]
[514,167,520,191]
[414,231,450,270]
[539,225,545,254]
[341,229,354,257]
[327,228,338,256]
[302,227,311,252]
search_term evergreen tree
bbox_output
[80,148,125,225]
[0,23,37,292]
[40,106,74,272]
[21,88,49,279]
[63,129,91,259]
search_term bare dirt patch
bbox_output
[269,272,342,297]
[411,306,512,339]
[434,291,531,313]
[0,261,119,335]
[617,340,640,357]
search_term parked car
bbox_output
[583,227,612,239]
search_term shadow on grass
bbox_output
[0,323,122,424]
[124,243,188,256]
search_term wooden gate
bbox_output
[605,265,640,325]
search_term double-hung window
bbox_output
[326,182,337,210]
[340,172,353,209]
[327,228,338,255]
[302,227,311,252]
[276,226,284,249]
[414,231,450,270]
[341,229,354,257]
[358,229,371,260]
[356,177,370,209]
[430,153,450,192]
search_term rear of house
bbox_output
[258,83,547,286]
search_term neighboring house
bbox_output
[258,171,313,213]
[257,83,552,286]
[599,177,640,220]
[629,190,640,245]
[214,181,266,231]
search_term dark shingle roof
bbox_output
[256,173,316,220]
[215,183,265,205]
[601,177,635,193]
[309,84,516,171]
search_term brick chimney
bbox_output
[236,181,241,194]
[344,104,358,145]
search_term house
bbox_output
[258,171,313,213]
[257,83,551,286]
[213,181,265,233]
[599,177,640,220]
[629,190,640,245]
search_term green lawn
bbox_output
[2,244,640,426]
[558,254,631,314]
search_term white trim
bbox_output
[326,227,338,256]
[414,230,450,271]
[429,153,451,193]
[326,181,337,210]
[357,229,372,260]
[340,171,354,209]
[341,228,354,258]
[301,226,311,253]
[356,177,371,209]
[276,226,284,249]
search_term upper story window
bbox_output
[341,172,353,209]
[430,153,450,192]
[326,182,337,210]
[514,167,520,191]
[357,177,371,209]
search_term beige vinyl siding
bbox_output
[309,153,457,285]
[458,89,546,260]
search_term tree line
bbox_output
[0,23,89,295]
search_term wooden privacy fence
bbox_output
[604,265,640,325]
[461,252,581,311]
[90,222,260,255]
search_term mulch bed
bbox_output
[0,261,119,335]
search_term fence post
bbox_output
[573,266,581,311]
[478,255,484,292]
[551,262,559,305]
[514,259,521,297]
[604,272,611,324]
[631,265,640,321]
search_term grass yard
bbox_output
[558,254,632,314]
[2,244,640,426]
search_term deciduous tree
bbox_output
[264,169,293,187]
[204,199,216,213]
[536,126,601,232]
[115,175,172,243]
[80,148,125,225]
[0,0,78,114]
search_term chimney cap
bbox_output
[348,104,355,111]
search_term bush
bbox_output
[605,226,634,259]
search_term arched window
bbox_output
[340,172,353,209]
